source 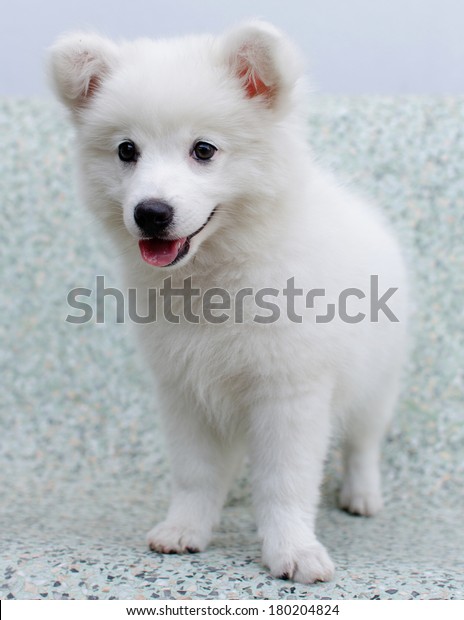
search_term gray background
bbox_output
[2,0,463,96]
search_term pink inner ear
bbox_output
[77,74,101,108]
[86,75,101,98]
[238,65,272,99]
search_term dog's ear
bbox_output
[48,33,119,113]
[221,21,303,111]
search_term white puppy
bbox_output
[49,21,408,583]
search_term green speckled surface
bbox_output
[0,97,463,600]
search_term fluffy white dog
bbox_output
[49,21,408,583]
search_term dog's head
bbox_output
[49,22,304,269]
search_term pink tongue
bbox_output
[139,238,187,267]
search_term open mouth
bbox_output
[138,207,217,267]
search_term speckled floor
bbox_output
[0,97,463,600]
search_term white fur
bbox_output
[49,22,408,583]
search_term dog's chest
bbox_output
[131,269,319,420]
[142,317,259,424]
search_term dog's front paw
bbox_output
[147,520,211,554]
[263,539,335,584]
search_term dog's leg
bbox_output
[339,376,399,517]
[338,434,384,517]
[249,381,335,584]
[147,395,242,554]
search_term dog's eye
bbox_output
[118,140,138,163]
[192,141,217,162]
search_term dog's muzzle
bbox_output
[137,206,217,267]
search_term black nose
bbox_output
[134,200,174,237]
